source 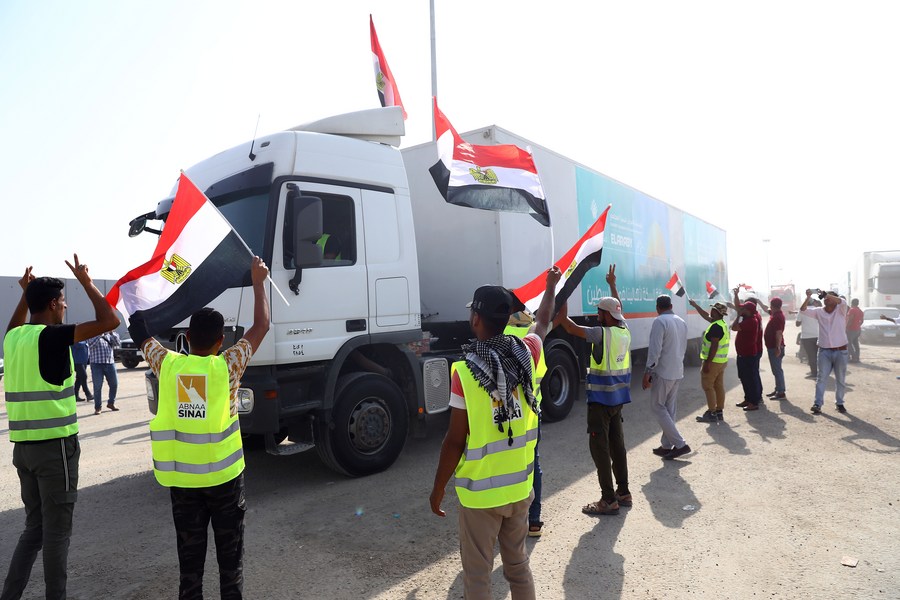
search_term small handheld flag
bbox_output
[666,272,686,297]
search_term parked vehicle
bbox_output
[769,284,798,314]
[127,106,727,476]
[860,307,900,344]
[114,338,144,369]
[850,251,900,309]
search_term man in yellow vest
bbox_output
[688,300,731,423]
[430,266,561,600]
[558,264,633,516]
[131,257,270,600]
[2,255,120,600]
[503,311,548,537]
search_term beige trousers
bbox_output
[458,491,535,600]
[700,361,728,412]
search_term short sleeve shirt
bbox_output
[143,338,254,417]
[763,311,786,348]
[35,324,76,386]
[449,334,543,410]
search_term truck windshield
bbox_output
[211,187,270,258]
[875,265,900,294]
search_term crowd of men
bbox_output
[1,255,868,600]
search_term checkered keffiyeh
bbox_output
[462,333,535,444]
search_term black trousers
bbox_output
[73,363,91,399]
[170,474,246,600]
[736,355,763,405]
[801,338,819,376]
[587,403,629,503]
[1,436,79,600]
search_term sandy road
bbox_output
[1,337,899,599]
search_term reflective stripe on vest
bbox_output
[150,352,244,488]
[503,326,546,399]
[3,325,78,442]
[700,319,730,363]
[586,326,632,407]
[452,357,539,509]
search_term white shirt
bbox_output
[802,299,849,348]
[646,311,688,380]
[796,312,819,339]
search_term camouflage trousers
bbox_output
[170,474,246,600]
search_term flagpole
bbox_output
[430,0,438,141]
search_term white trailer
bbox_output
[850,250,900,309]
[129,107,727,476]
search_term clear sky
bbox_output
[2,0,898,298]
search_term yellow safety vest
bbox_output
[4,325,78,442]
[586,326,632,406]
[150,352,244,488]
[503,326,546,401]
[451,355,538,509]
[316,233,342,260]
[700,319,730,363]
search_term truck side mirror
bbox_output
[289,194,323,294]
[128,216,147,238]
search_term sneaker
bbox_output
[696,410,717,423]
[810,405,821,414]
[663,444,691,460]
[715,411,725,422]
[774,393,787,400]
[615,493,633,507]
[836,404,847,414]
[652,446,672,456]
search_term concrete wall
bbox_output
[0,276,128,358]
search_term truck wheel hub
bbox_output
[348,399,391,453]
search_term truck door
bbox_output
[271,181,368,363]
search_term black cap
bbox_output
[466,286,525,320]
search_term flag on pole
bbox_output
[738,283,754,291]
[370,15,407,120]
[513,205,610,314]
[429,98,550,226]
[706,281,720,299]
[106,173,255,342]
[666,272,686,297]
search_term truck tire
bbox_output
[122,355,141,369]
[315,373,409,477]
[540,345,578,422]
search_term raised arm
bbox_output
[533,266,562,341]
[556,302,587,339]
[70,254,120,342]
[606,264,620,304]
[7,267,35,333]
[689,298,714,323]
[242,257,271,352]
[799,288,813,312]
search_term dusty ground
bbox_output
[1,336,899,599]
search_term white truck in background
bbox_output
[128,106,727,476]
[850,251,900,309]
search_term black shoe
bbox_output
[766,391,778,398]
[75,396,84,402]
[86,394,94,401]
[805,375,817,380]
[836,404,847,414]
[715,411,725,422]
[663,444,691,460]
[696,410,717,423]
[810,405,821,414]
[652,446,672,456]
[774,392,787,400]
[735,400,751,408]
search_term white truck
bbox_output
[128,107,727,476]
[850,250,900,309]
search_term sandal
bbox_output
[581,499,619,516]
[528,521,543,537]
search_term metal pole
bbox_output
[430,0,438,140]
[763,238,771,294]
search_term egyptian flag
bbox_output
[106,173,254,342]
[666,272,686,297]
[513,205,610,314]
[706,281,720,299]
[738,283,754,291]
[370,15,407,120]
[429,98,550,226]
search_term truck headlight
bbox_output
[236,388,254,414]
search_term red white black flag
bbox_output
[429,98,550,226]
[706,281,720,299]
[106,173,255,342]
[370,15,406,120]
[513,205,610,314]
[666,272,686,297]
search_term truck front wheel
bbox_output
[315,374,409,477]
[540,346,578,422]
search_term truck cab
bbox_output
[133,107,446,477]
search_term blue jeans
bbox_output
[90,363,118,410]
[815,348,848,406]
[529,422,542,524]
[767,347,785,393]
